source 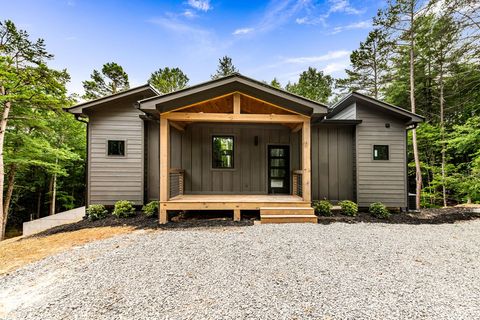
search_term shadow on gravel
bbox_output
[318,207,480,225]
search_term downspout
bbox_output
[75,115,89,207]
[406,122,418,211]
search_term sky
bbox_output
[2,0,385,95]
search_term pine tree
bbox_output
[148,67,189,94]
[82,62,129,100]
[211,56,238,79]
[336,29,390,99]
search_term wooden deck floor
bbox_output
[159,194,314,224]
[161,194,310,211]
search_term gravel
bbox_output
[1,221,480,319]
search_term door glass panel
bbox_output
[271,179,284,188]
[270,148,285,157]
[270,158,285,167]
[270,169,286,178]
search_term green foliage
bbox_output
[312,200,333,216]
[211,56,238,79]
[82,62,129,100]
[142,201,158,217]
[369,202,390,218]
[148,67,189,94]
[112,200,136,218]
[336,29,390,99]
[270,78,282,89]
[286,67,333,103]
[339,200,358,216]
[85,204,108,221]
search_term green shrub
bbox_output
[142,201,159,217]
[313,200,333,216]
[85,204,108,221]
[339,200,358,216]
[369,202,390,218]
[112,200,136,218]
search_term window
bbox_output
[373,145,389,160]
[107,140,125,156]
[212,136,234,169]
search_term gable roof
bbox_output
[66,84,159,116]
[138,73,328,116]
[327,91,425,124]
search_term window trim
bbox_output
[211,135,235,169]
[106,139,127,157]
[373,144,389,161]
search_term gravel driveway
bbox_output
[1,221,480,319]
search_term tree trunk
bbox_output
[439,66,447,208]
[2,164,17,233]
[36,189,42,220]
[49,158,59,215]
[409,8,422,211]
[0,85,11,240]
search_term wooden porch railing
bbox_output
[169,168,185,198]
[292,170,303,197]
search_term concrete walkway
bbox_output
[22,207,85,236]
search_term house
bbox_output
[67,74,424,224]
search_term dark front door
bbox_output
[268,145,290,194]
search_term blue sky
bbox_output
[3,0,384,95]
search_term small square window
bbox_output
[373,145,389,160]
[212,136,234,169]
[108,140,125,156]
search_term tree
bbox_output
[375,0,427,210]
[0,20,70,239]
[270,78,282,89]
[285,67,333,103]
[82,62,129,100]
[336,29,390,99]
[148,67,189,94]
[211,56,238,79]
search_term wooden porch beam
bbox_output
[169,121,185,132]
[233,93,241,114]
[291,123,303,133]
[159,117,170,224]
[302,120,311,203]
[162,112,306,123]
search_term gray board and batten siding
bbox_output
[311,124,355,203]
[149,123,302,196]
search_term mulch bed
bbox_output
[30,207,479,238]
[318,207,480,225]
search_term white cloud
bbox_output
[187,0,211,12]
[330,20,371,34]
[233,28,254,35]
[295,0,364,26]
[328,0,363,15]
[322,61,349,74]
[283,50,350,64]
[182,10,197,18]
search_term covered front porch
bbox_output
[157,93,313,223]
[137,75,328,224]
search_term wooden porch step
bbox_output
[260,207,315,215]
[260,207,317,224]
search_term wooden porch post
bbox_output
[302,119,311,203]
[159,116,170,224]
